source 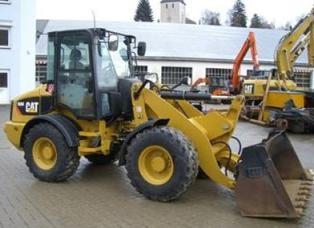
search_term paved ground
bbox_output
[0,105,313,228]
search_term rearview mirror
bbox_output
[137,41,146,56]
[108,34,119,51]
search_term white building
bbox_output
[160,0,186,24]
[0,0,36,104]
[36,20,314,90]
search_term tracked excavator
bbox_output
[3,28,313,218]
[242,8,314,132]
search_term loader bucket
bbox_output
[235,130,313,218]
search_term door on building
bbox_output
[0,71,9,104]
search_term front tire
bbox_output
[126,126,198,202]
[24,123,80,182]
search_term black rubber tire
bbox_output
[85,154,114,165]
[24,123,80,182]
[125,126,199,202]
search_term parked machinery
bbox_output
[191,32,260,96]
[3,28,313,218]
[242,8,314,133]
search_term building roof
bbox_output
[161,0,185,5]
[36,20,308,64]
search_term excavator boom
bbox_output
[276,8,314,79]
[232,32,259,91]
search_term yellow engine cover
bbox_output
[243,79,297,98]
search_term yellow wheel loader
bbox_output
[3,28,313,218]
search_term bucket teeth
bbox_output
[294,202,307,209]
[295,208,305,217]
[298,190,311,197]
[295,196,309,202]
[299,186,312,191]
[301,181,313,186]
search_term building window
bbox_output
[0,71,8,88]
[247,69,271,79]
[36,60,47,84]
[0,27,10,48]
[134,65,148,76]
[293,68,312,89]
[206,68,232,87]
[161,67,192,85]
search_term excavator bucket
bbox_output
[235,130,313,218]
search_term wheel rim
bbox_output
[32,137,57,170]
[138,145,174,185]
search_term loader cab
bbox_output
[47,28,145,120]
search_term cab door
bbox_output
[55,31,96,119]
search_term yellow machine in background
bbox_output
[3,28,313,218]
[242,7,314,132]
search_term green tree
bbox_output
[200,10,221,25]
[228,0,247,27]
[250,14,262,28]
[279,22,293,31]
[134,0,154,22]
[250,13,274,29]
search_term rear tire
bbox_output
[24,123,80,182]
[126,126,198,202]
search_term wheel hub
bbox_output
[151,157,167,173]
[138,145,174,185]
[43,146,54,160]
[32,137,57,170]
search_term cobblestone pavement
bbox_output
[0,105,313,228]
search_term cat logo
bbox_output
[25,102,39,113]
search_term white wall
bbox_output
[138,59,276,83]
[0,0,35,104]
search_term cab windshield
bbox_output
[96,34,132,90]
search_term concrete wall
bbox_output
[0,0,35,104]
[160,2,185,24]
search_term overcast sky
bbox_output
[37,0,314,27]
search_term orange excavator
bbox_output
[192,32,259,95]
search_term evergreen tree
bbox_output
[250,13,274,29]
[279,22,293,31]
[200,10,221,26]
[250,14,262,28]
[228,0,247,27]
[134,0,154,22]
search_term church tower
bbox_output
[160,0,186,24]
